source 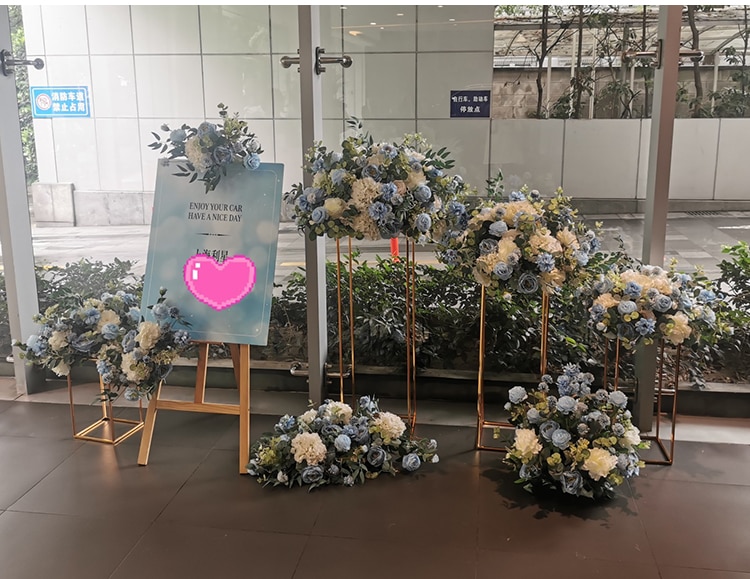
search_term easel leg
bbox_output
[137,380,163,466]
[237,344,251,474]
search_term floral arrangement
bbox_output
[247,396,439,490]
[148,103,263,193]
[284,121,470,241]
[95,288,191,401]
[437,188,601,296]
[504,365,649,500]
[17,291,142,378]
[588,263,722,348]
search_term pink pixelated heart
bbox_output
[183,254,257,311]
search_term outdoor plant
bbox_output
[504,365,649,500]
[148,103,264,193]
[247,396,439,490]
[285,118,471,241]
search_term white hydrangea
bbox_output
[299,409,317,425]
[371,411,406,444]
[291,432,327,465]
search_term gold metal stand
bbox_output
[67,374,144,445]
[402,237,418,432]
[602,338,622,390]
[605,338,678,465]
[476,289,551,451]
[137,341,251,474]
[333,237,356,404]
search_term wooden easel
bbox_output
[137,341,251,474]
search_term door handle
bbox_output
[1,49,44,77]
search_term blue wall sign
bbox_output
[450,90,491,118]
[31,86,90,118]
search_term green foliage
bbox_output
[9,5,38,186]
[713,242,750,377]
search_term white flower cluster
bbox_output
[370,411,406,444]
[291,432,328,466]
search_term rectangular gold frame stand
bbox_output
[333,236,418,433]
[476,287,550,451]
[67,374,144,445]
[607,339,678,466]
[137,341,251,474]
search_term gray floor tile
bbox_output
[659,567,750,579]
[0,401,106,439]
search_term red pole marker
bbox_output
[390,237,400,261]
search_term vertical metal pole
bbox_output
[636,5,682,431]
[298,6,327,405]
[546,55,552,112]
[0,6,42,395]
[711,56,719,113]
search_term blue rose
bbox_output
[169,129,186,143]
[366,445,387,468]
[573,250,590,266]
[274,414,296,434]
[508,386,528,404]
[635,318,656,336]
[698,289,716,303]
[71,334,95,353]
[152,303,169,321]
[402,452,421,472]
[101,323,119,341]
[509,190,525,201]
[526,408,541,424]
[321,424,342,437]
[617,323,636,341]
[441,249,459,266]
[311,207,328,224]
[414,184,432,202]
[447,200,466,217]
[539,420,560,441]
[561,470,583,495]
[517,272,539,294]
[380,182,397,200]
[609,390,628,408]
[551,429,572,449]
[124,387,141,402]
[653,294,673,313]
[380,144,397,159]
[334,434,352,453]
[426,438,438,452]
[556,395,576,414]
[358,395,378,414]
[212,145,233,165]
[617,300,637,315]
[173,329,190,346]
[301,465,325,485]
[330,152,342,163]
[368,201,391,223]
[479,238,498,255]
[536,252,555,273]
[82,308,101,326]
[519,462,540,480]
[415,213,432,233]
[197,122,216,137]
[311,158,324,172]
[493,262,514,281]
[488,221,508,237]
[363,164,381,179]
[612,423,626,437]
[296,194,312,212]
[593,276,614,294]
[623,281,642,299]
[243,153,261,171]
[331,168,348,186]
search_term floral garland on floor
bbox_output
[284,121,471,241]
[504,365,649,500]
[17,291,142,378]
[248,396,439,490]
[148,103,263,193]
[437,187,601,296]
[587,262,725,349]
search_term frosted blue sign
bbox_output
[450,90,491,118]
[142,160,284,345]
[31,86,90,118]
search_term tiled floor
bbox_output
[1,379,750,578]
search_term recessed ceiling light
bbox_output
[397,12,404,16]
[380,26,384,29]
[438,5,444,7]
[449,18,455,22]
[348,30,361,36]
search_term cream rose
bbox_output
[620,426,642,450]
[556,228,579,249]
[48,331,69,351]
[312,171,327,188]
[299,409,317,425]
[324,198,347,219]
[97,309,121,332]
[583,447,618,481]
[136,321,160,351]
[513,428,542,462]
[662,311,692,345]
[322,401,353,425]
[594,293,619,310]
[51,360,70,377]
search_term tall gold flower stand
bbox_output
[475,287,551,451]
[606,338,678,466]
[333,236,418,432]
[67,374,144,446]
[137,341,251,474]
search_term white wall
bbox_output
[22,4,496,225]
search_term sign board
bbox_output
[31,86,90,118]
[142,160,284,345]
[450,90,491,118]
